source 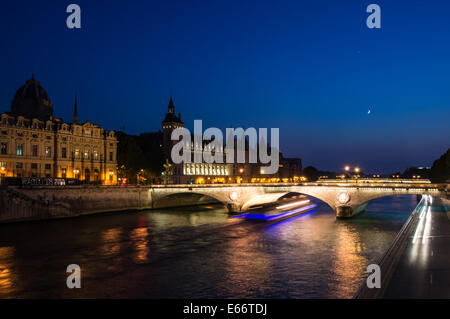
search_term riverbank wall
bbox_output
[0,186,218,224]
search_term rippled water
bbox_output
[0,195,419,298]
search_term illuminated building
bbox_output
[161,98,302,184]
[0,75,117,184]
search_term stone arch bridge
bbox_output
[151,182,449,218]
[1,182,448,223]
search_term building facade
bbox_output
[0,76,117,184]
[161,98,302,184]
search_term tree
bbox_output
[303,166,319,182]
[116,131,166,184]
[116,131,145,183]
[135,132,165,180]
[430,148,450,183]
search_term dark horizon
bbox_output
[1,0,449,173]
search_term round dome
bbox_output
[11,75,53,120]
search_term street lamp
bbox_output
[354,167,360,173]
[0,166,5,184]
[344,165,350,172]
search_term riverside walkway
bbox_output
[383,196,450,298]
[356,195,450,298]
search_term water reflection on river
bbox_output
[0,195,418,298]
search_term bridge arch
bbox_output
[152,191,229,210]
[241,190,336,212]
[350,191,447,217]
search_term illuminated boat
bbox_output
[234,194,318,222]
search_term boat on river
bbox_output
[234,194,318,222]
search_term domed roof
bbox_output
[11,74,53,121]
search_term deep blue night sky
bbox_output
[0,0,449,173]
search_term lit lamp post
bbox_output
[137,168,143,185]
[109,170,114,184]
[162,159,172,185]
[343,165,360,179]
[354,167,360,179]
[343,165,350,179]
[73,169,80,180]
[0,166,5,184]
[239,167,244,183]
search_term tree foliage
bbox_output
[116,131,164,184]
[430,147,450,183]
[303,166,319,182]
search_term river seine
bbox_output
[0,195,418,298]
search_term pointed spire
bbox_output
[73,95,79,124]
[168,97,175,113]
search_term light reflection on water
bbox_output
[0,195,418,298]
[0,247,15,293]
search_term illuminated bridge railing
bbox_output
[317,178,432,184]
[150,182,448,191]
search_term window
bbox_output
[31,163,38,169]
[84,151,89,159]
[16,162,22,169]
[32,134,38,138]
[46,135,51,140]
[45,164,51,170]
[62,147,67,158]
[17,132,23,137]
[2,131,7,135]
[109,152,113,161]
[16,144,23,156]
[62,168,67,178]
[32,145,38,157]
[45,147,51,158]
[75,149,80,158]
[94,150,98,160]
[1,143,7,155]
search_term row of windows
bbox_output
[0,131,53,139]
[1,118,53,130]
[15,163,51,170]
[73,150,114,161]
[1,143,52,157]
[0,128,111,143]
[1,143,114,161]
